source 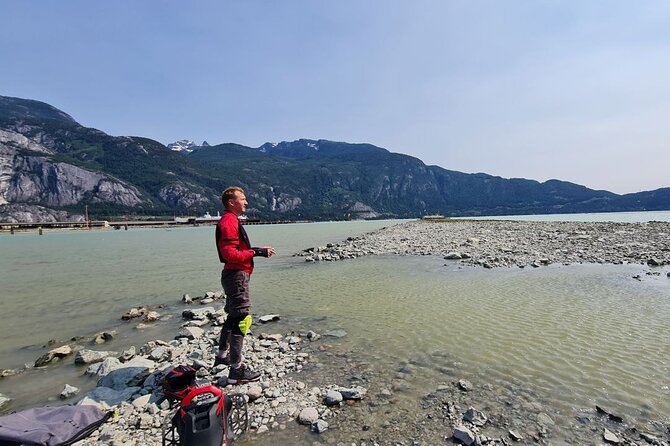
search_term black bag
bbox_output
[162,385,247,446]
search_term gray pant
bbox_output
[218,269,251,367]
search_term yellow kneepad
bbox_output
[238,315,252,335]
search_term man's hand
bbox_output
[252,246,276,257]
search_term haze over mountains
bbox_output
[1,95,669,223]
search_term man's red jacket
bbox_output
[215,211,255,274]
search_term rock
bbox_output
[458,379,473,391]
[647,258,662,266]
[132,394,151,409]
[298,407,319,425]
[247,385,263,401]
[257,425,269,434]
[444,252,462,260]
[182,294,193,304]
[60,384,80,399]
[324,390,343,406]
[463,407,487,426]
[453,425,475,445]
[120,346,136,362]
[86,357,122,377]
[97,366,151,390]
[92,331,115,344]
[75,349,118,365]
[176,327,204,340]
[508,430,522,441]
[537,412,554,426]
[306,331,321,341]
[149,346,171,361]
[81,386,141,406]
[596,405,624,423]
[0,369,18,378]
[144,311,160,322]
[259,314,281,323]
[35,344,73,366]
[323,329,348,338]
[603,428,620,444]
[122,307,147,320]
[201,298,214,304]
[311,419,329,433]
[181,307,215,320]
[336,386,366,400]
[0,393,11,410]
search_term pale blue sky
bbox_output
[2,1,669,194]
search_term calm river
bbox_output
[1,213,669,444]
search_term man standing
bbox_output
[214,187,275,384]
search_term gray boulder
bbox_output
[97,366,151,390]
[75,349,118,365]
[81,386,141,406]
[176,327,204,340]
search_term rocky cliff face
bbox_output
[0,129,143,211]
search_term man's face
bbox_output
[228,191,247,215]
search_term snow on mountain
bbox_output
[167,139,197,153]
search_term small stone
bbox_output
[463,407,487,426]
[453,425,475,445]
[60,384,80,399]
[324,390,343,406]
[259,314,281,323]
[256,425,269,434]
[508,430,522,441]
[144,311,160,322]
[35,344,75,367]
[311,419,329,433]
[647,258,662,266]
[247,385,263,401]
[298,407,319,425]
[603,428,620,444]
[182,294,193,303]
[458,379,473,391]
[336,386,366,400]
[444,252,462,260]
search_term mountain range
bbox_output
[1,94,669,223]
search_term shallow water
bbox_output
[1,216,669,443]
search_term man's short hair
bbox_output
[221,187,244,209]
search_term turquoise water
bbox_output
[1,212,669,443]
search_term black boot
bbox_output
[228,364,261,384]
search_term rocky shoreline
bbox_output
[297,219,670,269]
[2,219,670,445]
[0,294,374,446]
